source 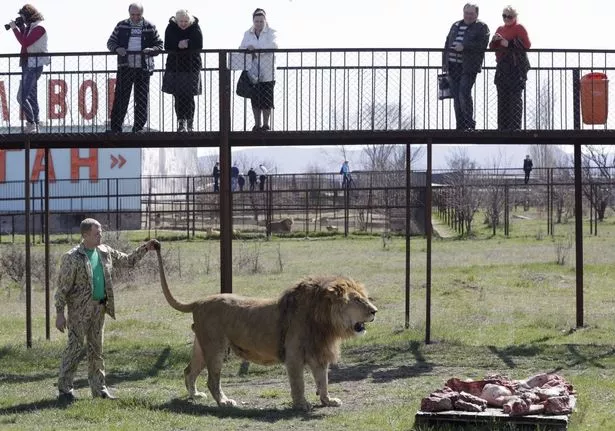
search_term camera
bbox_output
[4,16,24,31]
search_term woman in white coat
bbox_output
[239,8,277,131]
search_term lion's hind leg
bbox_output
[185,335,207,399]
[206,348,237,407]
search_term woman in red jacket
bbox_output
[489,6,531,131]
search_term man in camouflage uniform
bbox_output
[55,218,158,402]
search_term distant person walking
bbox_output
[523,154,533,184]
[55,218,158,402]
[340,160,352,188]
[231,163,240,191]
[238,174,246,191]
[489,5,531,131]
[258,163,269,191]
[212,161,220,192]
[162,9,203,132]
[239,8,278,131]
[107,3,163,133]
[247,167,257,191]
[442,3,490,130]
[10,4,51,134]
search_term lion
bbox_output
[259,218,293,233]
[155,248,377,410]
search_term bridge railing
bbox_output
[0,48,614,135]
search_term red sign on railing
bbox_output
[0,79,116,122]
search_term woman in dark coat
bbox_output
[162,9,203,132]
[489,5,531,131]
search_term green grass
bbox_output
[1,209,615,430]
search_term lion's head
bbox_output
[279,276,377,364]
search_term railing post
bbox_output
[425,140,433,344]
[25,140,32,348]
[574,143,584,328]
[218,51,233,294]
[572,69,581,130]
[404,143,411,330]
[44,148,50,341]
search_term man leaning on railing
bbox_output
[106,2,163,133]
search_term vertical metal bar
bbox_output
[44,148,50,340]
[25,140,32,348]
[574,143,584,328]
[573,69,581,130]
[219,51,233,294]
[405,143,411,329]
[305,190,309,235]
[192,177,196,238]
[425,140,433,344]
[504,184,509,237]
[186,177,190,240]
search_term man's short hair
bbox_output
[463,3,479,15]
[80,218,101,236]
[129,2,144,13]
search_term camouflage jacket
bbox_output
[55,242,148,319]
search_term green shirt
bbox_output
[86,248,106,301]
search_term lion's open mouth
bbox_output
[354,322,366,333]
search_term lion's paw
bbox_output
[219,398,237,407]
[188,391,207,399]
[321,397,342,407]
[292,400,312,411]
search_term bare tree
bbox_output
[361,144,424,172]
[482,150,511,235]
[361,102,416,131]
[581,145,614,221]
[552,151,574,224]
[528,144,559,182]
[444,147,482,235]
[532,80,556,130]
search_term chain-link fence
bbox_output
[1,48,614,136]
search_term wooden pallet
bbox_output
[415,407,571,430]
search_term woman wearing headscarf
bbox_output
[239,8,278,131]
[489,5,531,131]
[162,9,203,132]
[10,3,51,134]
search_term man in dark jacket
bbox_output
[212,162,220,192]
[443,3,490,130]
[247,167,257,191]
[107,3,163,133]
[523,154,533,184]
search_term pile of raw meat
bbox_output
[420,373,576,416]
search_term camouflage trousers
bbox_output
[57,300,107,396]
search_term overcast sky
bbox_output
[1,0,612,53]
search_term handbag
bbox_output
[236,71,255,98]
[438,73,452,100]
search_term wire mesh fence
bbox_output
[1,48,615,136]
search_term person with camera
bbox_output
[9,4,51,134]
[106,3,163,133]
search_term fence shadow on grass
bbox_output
[0,372,57,386]
[0,399,71,416]
[154,398,324,423]
[332,341,435,384]
[105,346,172,386]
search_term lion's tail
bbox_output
[156,248,196,313]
